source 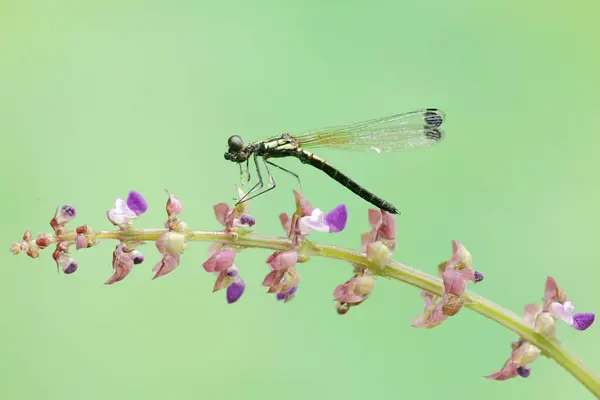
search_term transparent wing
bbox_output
[293,108,445,153]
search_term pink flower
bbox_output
[279,190,313,237]
[361,208,396,252]
[152,253,181,280]
[211,265,246,304]
[412,240,483,328]
[412,292,448,328]
[333,267,376,314]
[213,186,255,233]
[266,251,298,270]
[298,204,348,234]
[152,232,184,279]
[106,191,148,226]
[276,285,298,303]
[486,341,541,381]
[202,247,236,273]
[261,250,300,299]
[262,265,300,295]
[50,205,77,234]
[105,243,144,284]
[51,242,77,274]
[165,189,183,217]
[543,276,595,331]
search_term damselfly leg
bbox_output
[238,160,251,185]
[266,160,302,193]
[236,154,264,204]
[236,157,277,204]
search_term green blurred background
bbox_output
[1,0,599,399]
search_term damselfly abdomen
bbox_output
[223,108,445,214]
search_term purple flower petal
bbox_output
[516,366,531,378]
[64,261,78,274]
[240,215,256,227]
[127,191,148,216]
[325,204,347,233]
[226,279,245,304]
[474,270,484,283]
[276,285,298,301]
[572,313,595,331]
[60,205,76,220]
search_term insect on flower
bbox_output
[224,108,446,214]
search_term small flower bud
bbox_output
[23,230,32,241]
[10,243,23,255]
[366,241,392,267]
[156,231,186,255]
[26,248,40,258]
[36,233,54,249]
[76,225,91,234]
[533,312,556,337]
[165,190,183,216]
[514,342,541,365]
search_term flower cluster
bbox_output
[486,276,595,380]
[202,186,255,304]
[9,188,598,395]
[412,240,484,328]
[332,208,396,314]
[267,190,347,303]
[105,191,150,283]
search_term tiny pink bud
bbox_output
[26,248,40,258]
[36,233,54,249]
[75,234,89,250]
[23,230,32,241]
[10,243,22,255]
[76,225,91,234]
[165,190,183,216]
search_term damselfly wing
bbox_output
[294,108,444,152]
[223,108,445,214]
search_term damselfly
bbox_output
[224,108,445,214]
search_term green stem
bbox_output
[61,229,600,398]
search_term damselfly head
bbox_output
[224,135,248,162]
[227,135,244,151]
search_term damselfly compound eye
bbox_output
[228,135,244,151]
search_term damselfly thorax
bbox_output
[223,108,445,214]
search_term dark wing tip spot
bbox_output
[425,128,443,142]
[424,109,445,127]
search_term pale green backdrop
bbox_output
[1,1,599,399]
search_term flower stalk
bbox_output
[10,190,600,398]
[46,227,600,396]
